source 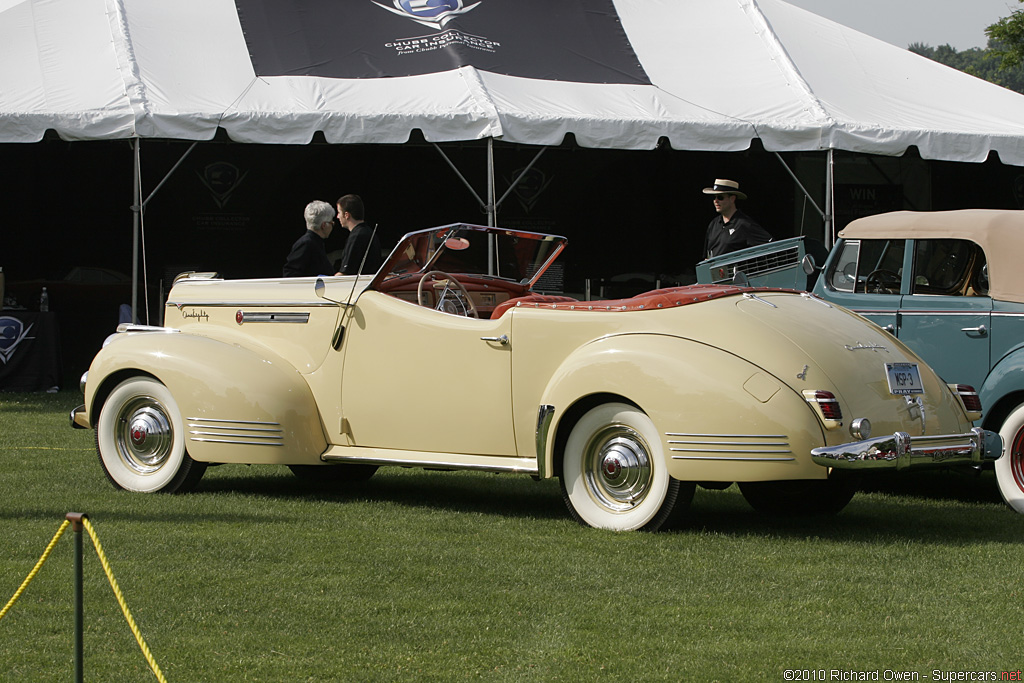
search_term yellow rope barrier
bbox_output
[82,517,168,683]
[0,519,70,621]
[1,516,168,682]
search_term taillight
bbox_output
[953,384,983,413]
[803,390,843,427]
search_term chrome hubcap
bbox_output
[115,396,173,474]
[583,425,652,511]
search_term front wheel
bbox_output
[559,403,694,531]
[95,377,206,493]
[996,405,1024,513]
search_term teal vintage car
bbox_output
[697,209,1024,513]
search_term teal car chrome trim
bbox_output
[811,427,1002,470]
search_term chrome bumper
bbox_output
[811,427,1002,470]
[70,404,89,430]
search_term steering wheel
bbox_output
[865,269,901,294]
[417,270,478,318]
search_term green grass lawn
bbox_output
[2,390,1022,682]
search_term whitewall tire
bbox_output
[95,377,206,493]
[560,403,693,531]
[996,404,1024,513]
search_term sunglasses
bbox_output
[713,194,733,200]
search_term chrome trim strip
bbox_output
[239,311,310,323]
[670,449,792,454]
[187,424,282,433]
[187,418,284,445]
[536,404,555,479]
[167,300,334,307]
[186,417,281,426]
[322,454,538,475]
[671,455,796,461]
[666,432,786,438]
[189,437,284,446]
[668,440,790,447]
[189,430,283,440]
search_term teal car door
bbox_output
[896,239,991,387]
[816,237,907,335]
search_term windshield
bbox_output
[371,223,567,289]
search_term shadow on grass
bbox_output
[196,467,570,523]
[187,466,1022,544]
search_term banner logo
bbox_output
[372,0,482,30]
[0,316,33,365]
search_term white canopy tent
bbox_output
[5,0,1024,314]
[5,0,1024,157]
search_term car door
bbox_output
[817,237,907,335]
[895,239,991,387]
[339,291,517,456]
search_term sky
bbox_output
[784,0,1019,51]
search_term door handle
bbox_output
[481,334,509,345]
[960,324,987,336]
[882,324,896,335]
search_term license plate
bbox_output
[885,362,923,395]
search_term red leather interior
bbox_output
[490,285,795,318]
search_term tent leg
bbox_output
[824,149,835,248]
[774,152,824,236]
[131,139,141,324]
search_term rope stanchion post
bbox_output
[67,512,87,683]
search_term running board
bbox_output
[321,446,539,475]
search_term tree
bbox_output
[908,40,1024,95]
[987,0,1024,70]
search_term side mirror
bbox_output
[801,254,818,275]
[314,278,327,299]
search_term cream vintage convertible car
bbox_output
[71,224,1001,530]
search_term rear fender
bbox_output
[85,332,327,464]
[539,334,827,483]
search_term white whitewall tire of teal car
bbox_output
[559,403,694,531]
[95,377,207,493]
[996,404,1024,513]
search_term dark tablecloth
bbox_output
[0,311,62,392]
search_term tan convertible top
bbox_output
[839,209,1024,304]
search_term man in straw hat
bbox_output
[702,179,771,259]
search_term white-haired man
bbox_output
[283,200,337,277]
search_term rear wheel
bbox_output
[95,377,206,493]
[996,405,1024,513]
[559,403,694,531]
[738,476,857,516]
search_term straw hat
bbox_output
[702,179,747,200]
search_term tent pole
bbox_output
[773,152,823,228]
[487,137,496,227]
[131,138,141,324]
[824,148,835,248]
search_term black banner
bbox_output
[235,0,650,84]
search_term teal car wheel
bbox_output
[996,404,1024,513]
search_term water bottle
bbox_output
[40,286,49,312]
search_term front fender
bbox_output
[84,331,327,465]
[980,348,1024,427]
[539,334,827,483]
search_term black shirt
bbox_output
[283,230,334,277]
[703,210,772,258]
[339,222,383,275]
